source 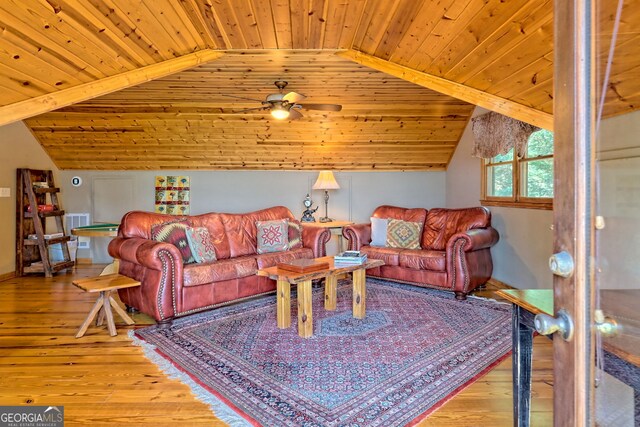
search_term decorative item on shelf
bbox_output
[312,170,340,223]
[300,193,318,223]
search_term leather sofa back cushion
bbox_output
[422,207,491,250]
[220,206,296,258]
[372,205,427,225]
[119,206,297,260]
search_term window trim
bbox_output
[480,150,553,210]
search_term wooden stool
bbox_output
[72,273,140,338]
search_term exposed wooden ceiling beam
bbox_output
[338,50,553,130]
[0,49,225,127]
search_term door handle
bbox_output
[534,309,574,341]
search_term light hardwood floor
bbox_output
[0,265,553,426]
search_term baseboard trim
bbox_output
[486,277,515,290]
[75,258,94,265]
[0,271,16,282]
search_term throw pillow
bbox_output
[151,220,196,264]
[256,219,289,254]
[386,219,422,249]
[370,217,389,246]
[185,227,217,263]
[287,219,303,250]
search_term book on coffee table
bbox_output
[334,251,368,264]
[277,258,330,273]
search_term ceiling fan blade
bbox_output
[282,91,306,103]
[233,106,269,114]
[288,108,303,120]
[220,93,265,103]
[298,103,342,112]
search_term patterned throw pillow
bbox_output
[185,227,217,263]
[386,219,422,249]
[151,220,196,264]
[287,220,303,250]
[256,219,290,254]
[370,217,389,247]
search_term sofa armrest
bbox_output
[108,237,184,321]
[446,227,500,253]
[342,223,371,251]
[301,227,332,257]
[108,237,183,271]
[446,227,499,296]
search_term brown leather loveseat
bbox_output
[342,205,499,300]
[108,206,330,323]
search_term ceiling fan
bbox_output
[227,81,342,120]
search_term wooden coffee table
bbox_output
[257,256,384,338]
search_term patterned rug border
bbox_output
[130,330,255,426]
[131,279,513,426]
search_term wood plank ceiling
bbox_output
[2,0,639,170]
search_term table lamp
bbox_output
[312,171,340,223]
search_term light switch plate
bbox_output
[0,187,11,197]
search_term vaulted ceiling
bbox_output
[1,0,638,170]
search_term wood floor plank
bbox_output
[0,265,554,426]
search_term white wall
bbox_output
[57,170,445,262]
[447,107,554,289]
[595,110,640,289]
[0,122,59,275]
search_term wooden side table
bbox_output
[72,273,140,338]
[302,220,354,254]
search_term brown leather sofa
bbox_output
[108,206,331,323]
[342,205,499,300]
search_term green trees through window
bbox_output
[482,129,554,209]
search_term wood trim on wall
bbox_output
[338,50,553,130]
[0,271,16,282]
[0,49,225,127]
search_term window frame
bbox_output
[480,143,554,210]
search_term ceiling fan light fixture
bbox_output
[270,104,290,120]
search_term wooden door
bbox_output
[553,0,639,425]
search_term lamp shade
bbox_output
[312,171,340,190]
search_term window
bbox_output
[481,129,554,209]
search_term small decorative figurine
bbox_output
[301,194,318,223]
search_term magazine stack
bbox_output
[333,250,368,265]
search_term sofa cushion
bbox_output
[256,219,289,254]
[422,207,491,250]
[151,220,195,264]
[183,256,258,287]
[370,217,389,247]
[186,227,217,263]
[372,205,427,224]
[287,220,303,250]
[256,247,314,269]
[386,219,422,249]
[220,207,296,258]
[399,249,446,272]
[360,246,400,266]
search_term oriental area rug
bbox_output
[132,278,512,427]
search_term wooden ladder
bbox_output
[16,169,75,277]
